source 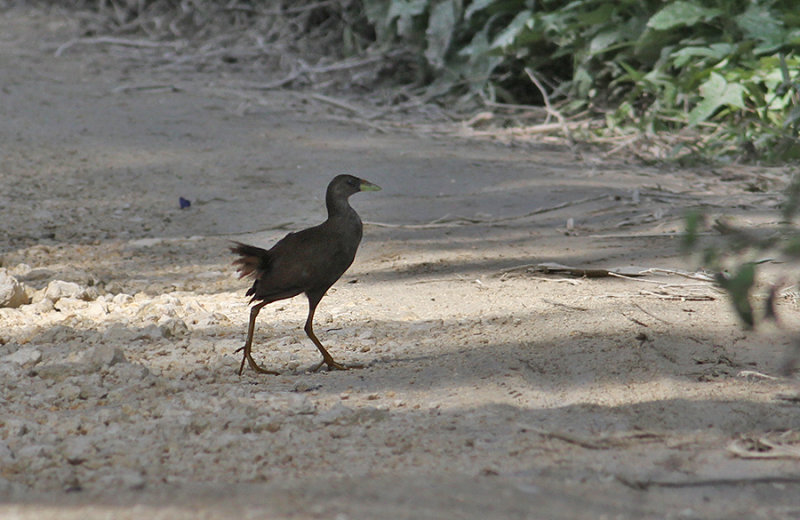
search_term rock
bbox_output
[84,300,109,319]
[53,296,86,313]
[3,418,31,437]
[62,436,95,465]
[2,346,42,368]
[10,263,32,277]
[30,298,55,314]
[19,267,55,282]
[0,269,29,308]
[103,323,134,343]
[285,393,316,415]
[112,293,133,306]
[134,324,165,341]
[292,380,318,393]
[158,317,189,338]
[56,382,82,401]
[82,345,126,369]
[193,311,230,328]
[107,362,150,381]
[44,280,88,303]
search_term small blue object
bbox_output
[179,197,191,209]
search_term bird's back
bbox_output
[239,209,363,302]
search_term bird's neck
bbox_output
[326,193,354,218]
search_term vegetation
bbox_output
[31,0,799,162]
[683,170,800,375]
[363,0,800,161]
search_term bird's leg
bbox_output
[304,297,358,372]
[235,301,279,376]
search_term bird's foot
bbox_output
[235,346,279,376]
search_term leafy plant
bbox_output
[362,0,800,161]
[684,170,800,334]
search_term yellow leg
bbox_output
[304,295,362,372]
[235,301,279,376]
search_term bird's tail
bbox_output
[230,241,272,279]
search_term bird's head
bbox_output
[329,174,381,198]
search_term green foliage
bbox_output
[684,169,800,329]
[362,0,800,161]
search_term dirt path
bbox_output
[1,7,799,519]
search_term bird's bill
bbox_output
[359,179,382,192]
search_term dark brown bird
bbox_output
[231,174,381,375]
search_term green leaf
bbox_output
[464,0,492,20]
[458,25,503,86]
[388,0,428,37]
[688,72,746,126]
[669,43,734,68]
[719,263,756,328]
[736,4,786,54]
[425,0,460,69]
[683,210,703,251]
[647,1,721,31]
[363,0,393,41]
[589,29,622,56]
[490,10,533,50]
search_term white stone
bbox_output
[82,345,127,368]
[158,317,189,338]
[112,293,133,306]
[103,322,133,343]
[56,382,82,401]
[11,263,32,276]
[53,296,86,312]
[30,298,54,313]
[44,280,87,302]
[0,269,29,308]
[85,300,109,319]
[135,324,165,341]
[107,362,150,381]
[2,347,42,368]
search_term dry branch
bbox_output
[366,194,610,229]
[55,36,182,57]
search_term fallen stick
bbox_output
[55,36,181,57]
[617,474,800,491]
[365,194,610,229]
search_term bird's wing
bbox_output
[265,223,356,290]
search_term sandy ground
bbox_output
[2,7,800,519]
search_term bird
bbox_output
[230,174,381,375]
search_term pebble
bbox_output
[158,317,189,338]
[53,296,86,313]
[3,419,31,437]
[43,280,89,303]
[107,362,151,381]
[112,293,133,305]
[85,300,109,319]
[56,382,82,401]
[2,347,42,368]
[81,345,127,368]
[29,298,54,313]
[0,269,29,308]
[62,436,95,465]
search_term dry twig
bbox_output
[55,36,182,57]
[366,194,610,229]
